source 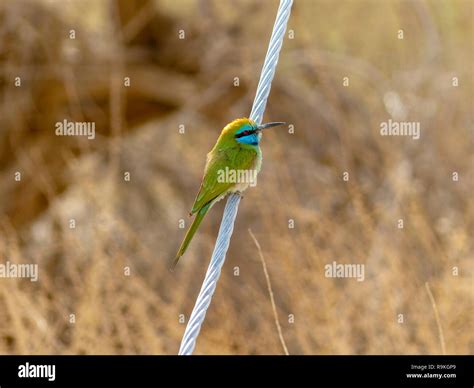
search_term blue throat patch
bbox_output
[237,133,259,145]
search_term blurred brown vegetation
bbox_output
[0,0,472,354]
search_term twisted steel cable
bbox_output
[178,0,293,355]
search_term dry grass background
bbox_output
[0,0,472,354]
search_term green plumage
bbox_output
[170,117,284,270]
[192,146,259,211]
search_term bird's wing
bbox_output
[190,148,256,214]
[190,151,234,214]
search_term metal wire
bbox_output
[178,0,293,355]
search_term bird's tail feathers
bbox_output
[169,202,212,271]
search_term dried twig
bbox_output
[425,282,446,355]
[248,228,289,355]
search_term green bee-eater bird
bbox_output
[171,117,285,270]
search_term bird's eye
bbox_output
[235,129,254,139]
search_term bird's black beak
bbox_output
[256,121,286,131]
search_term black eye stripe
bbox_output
[235,129,256,138]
